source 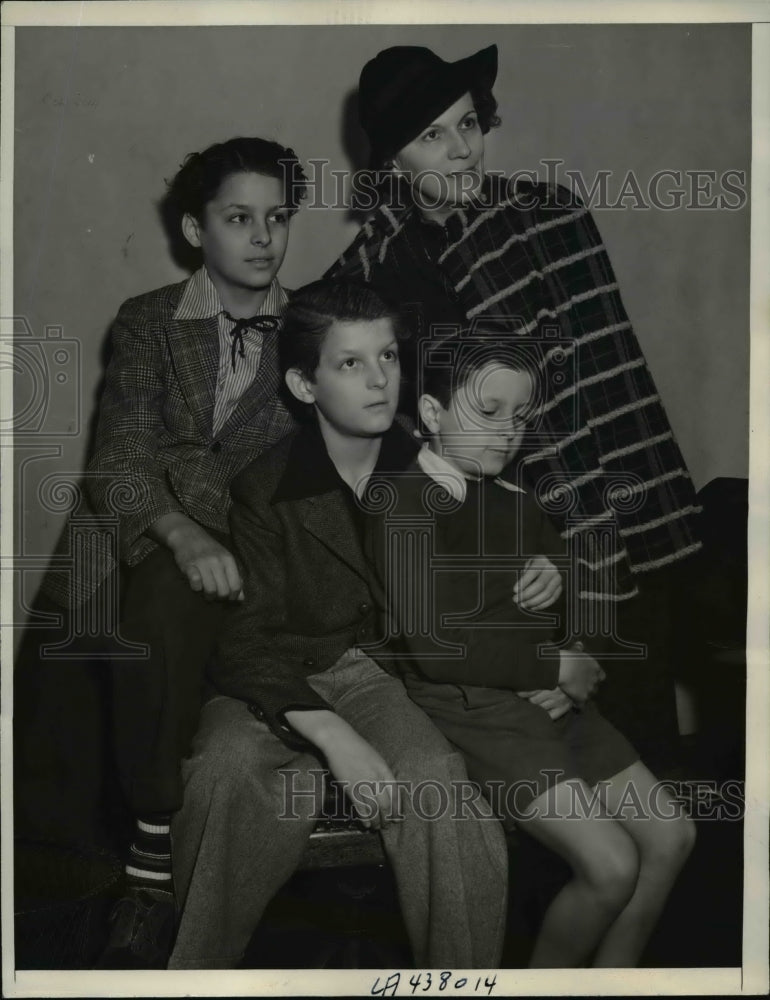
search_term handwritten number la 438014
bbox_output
[370,971,497,996]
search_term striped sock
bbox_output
[126,815,173,897]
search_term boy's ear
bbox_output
[418,393,444,434]
[285,368,316,405]
[181,213,203,249]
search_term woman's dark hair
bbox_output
[470,83,501,134]
[163,136,308,226]
[379,86,501,169]
[280,279,404,380]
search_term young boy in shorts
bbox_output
[16,136,306,966]
[366,336,695,967]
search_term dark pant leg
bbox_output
[595,567,681,772]
[112,546,228,815]
[13,593,115,847]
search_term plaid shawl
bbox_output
[327,177,701,600]
[43,280,296,608]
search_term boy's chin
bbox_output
[482,457,510,477]
[244,275,277,290]
[352,412,395,436]
[353,427,392,440]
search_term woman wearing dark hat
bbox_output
[332,45,501,366]
[326,40,702,957]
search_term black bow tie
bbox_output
[223,312,280,371]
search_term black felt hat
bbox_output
[359,44,498,168]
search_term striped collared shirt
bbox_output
[174,267,289,435]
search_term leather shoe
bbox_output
[95,888,176,969]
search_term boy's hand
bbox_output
[150,513,243,600]
[517,687,574,721]
[286,710,400,830]
[513,556,562,611]
[323,727,401,830]
[557,647,606,706]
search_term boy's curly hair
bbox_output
[164,136,308,226]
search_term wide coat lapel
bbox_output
[296,492,373,585]
[274,421,416,603]
[164,316,219,440]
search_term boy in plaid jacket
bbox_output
[15,137,305,966]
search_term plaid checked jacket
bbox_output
[43,279,296,608]
[326,177,701,599]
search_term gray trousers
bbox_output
[169,652,508,969]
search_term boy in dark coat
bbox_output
[168,280,507,969]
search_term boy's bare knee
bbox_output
[648,814,697,871]
[673,814,697,857]
[584,835,640,910]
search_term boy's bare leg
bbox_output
[592,761,696,967]
[520,780,640,968]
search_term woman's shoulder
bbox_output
[468,175,601,250]
[324,209,404,280]
[497,175,588,218]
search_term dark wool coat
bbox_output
[208,421,419,746]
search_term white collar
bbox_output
[416,444,527,503]
[174,267,288,321]
[416,444,469,502]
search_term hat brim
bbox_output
[368,44,498,170]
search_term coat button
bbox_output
[358,603,370,615]
[211,441,222,453]
[303,657,316,667]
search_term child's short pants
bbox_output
[403,675,639,827]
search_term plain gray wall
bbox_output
[12,23,750,610]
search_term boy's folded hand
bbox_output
[517,687,574,720]
[557,647,606,706]
[513,555,563,610]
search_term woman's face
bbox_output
[393,92,485,214]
